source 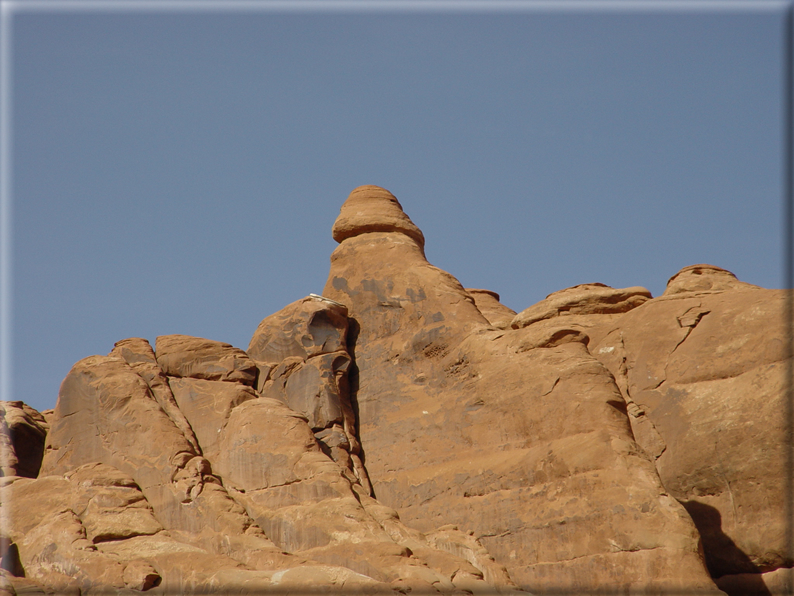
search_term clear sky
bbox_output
[3,1,789,413]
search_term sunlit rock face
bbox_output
[331,184,425,248]
[247,295,370,491]
[0,184,788,595]
[321,185,723,593]
[7,292,511,594]
[590,264,790,581]
[465,288,517,329]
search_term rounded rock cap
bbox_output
[332,185,425,248]
[664,264,758,295]
[511,283,652,329]
[666,264,735,285]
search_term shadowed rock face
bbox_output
[0,184,788,595]
[0,402,48,478]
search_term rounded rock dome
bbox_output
[331,185,425,248]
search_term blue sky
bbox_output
[3,1,789,413]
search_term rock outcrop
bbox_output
[0,185,789,595]
[0,401,48,478]
[321,186,721,593]
[465,289,516,329]
[589,265,789,583]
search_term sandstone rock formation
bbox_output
[587,265,789,587]
[464,290,516,330]
[0,402,47,478]
[321,187,722,593]
[0,185,790,595]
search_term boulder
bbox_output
[155,334,257,386]
[664,263,761,296]
[248,295,349,366]
[511,282,652,329]
[331,184,425,248]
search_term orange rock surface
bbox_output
[0,185,789,595]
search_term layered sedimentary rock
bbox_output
[465,289,516,329]
[2,294,512,594]
[321,186,722,593]
[0,185,789,595]
[587,265,790,584]
[0,401,48,478]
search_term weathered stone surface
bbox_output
[213,397,320,492]
[664,263,761,296]
[69,463,164,543]
[110,337,200,453]
[214,358,502,592]
[590,267,789,579]
[8,421,405,594]
[249,295,370,492]
[0,464,161,593]
[322,185,720,593]
[155,334,257,385]
[5,185,788,593]
[38,354,273,553]
[2,570,80,596]
[13,319,510,592]
[169,377,257,460]
[248,296,350,365]
[122,560,160,591]
[283,352,350,431]
[0,401,48,478]
[331,185,425,248]
[511,282,652,329]
[465,288,517,329]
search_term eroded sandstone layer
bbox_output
[0,185,790,595]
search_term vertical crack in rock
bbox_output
[591,264,787,581]
[110,338,201,455]
[661,305,711,387]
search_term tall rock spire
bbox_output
[322,185,721,593]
